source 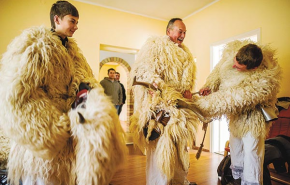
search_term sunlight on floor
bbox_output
[120,120,129,132]
[120,120,133,144]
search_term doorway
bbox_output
[99,58,130,131]
[99,45,138,143]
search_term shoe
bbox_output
[189,182,197,185]
[233,178,241,185]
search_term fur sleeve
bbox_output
[202,41,243,92]
[196,63,281,118]
[67,38,99,91]
[197,40,282,118]
[131,36,195,109]
[202,59,223,92]
[0,27,71,159]
[130,36,197,151]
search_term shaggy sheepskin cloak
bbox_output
[196,40,282,139]
[0,26,127,185]
[130,36,200,180]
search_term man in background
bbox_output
[115,72,126,115]
[100,68,123,113]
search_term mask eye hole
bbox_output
[78,112,85,124]
[80,103,86,109]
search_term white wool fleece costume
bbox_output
[130,36,199,181]
[0,26,126,184]
[195,40,282,139]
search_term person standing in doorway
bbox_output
[115,72,126,115]
[100,68,123,113]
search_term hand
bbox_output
[148,82,158,96]
[199,87,211,96]
[151,82,158,89]
[183,90,192,99]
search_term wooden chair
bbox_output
[224,140,230,157]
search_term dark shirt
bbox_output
[51,28,68,47]
[118,81,126,104]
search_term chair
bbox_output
[0,169,7,185]
[223,140,230,157]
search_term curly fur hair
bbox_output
[0,26,126,184]
[69,88,127,185]
[130,36,199,180]
[195,40,282,139]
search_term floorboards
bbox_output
[110,145,287,185]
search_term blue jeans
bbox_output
[114,105,120,115]
[118,104,124,115]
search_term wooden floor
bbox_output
[110,145,287,185]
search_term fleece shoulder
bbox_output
[5,26,60,55]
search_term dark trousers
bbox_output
[114,105,120,115]
[117,104,124,115]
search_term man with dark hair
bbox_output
[49,0,79,47]
[166,18,183,34]
[100,68,123,113]
[115,72,126,115]
[196,40,281,184]
[130,18,198,185]
[50,0,79,30]
[235,43,263,70]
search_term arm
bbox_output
[100,80,105,89]
[131,37,196,107]
[122,83,126,103]
[68,38,99,90]
[0,30,71,159]
[0,28,72,159]
[200,59,224,93]
[196,67,281,118]
[118,83,123,105]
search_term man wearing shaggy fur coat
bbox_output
[196,40,281,184]
[130,18,199,185]
[0,1,126,184]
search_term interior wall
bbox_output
[99,50,136,72]
[0,0,166,77]
[184,0,290,150]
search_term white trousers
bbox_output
[230,132,264,185]
[146,144,190,185]
[22,177,53,185]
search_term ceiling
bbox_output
[75,0,219,21]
